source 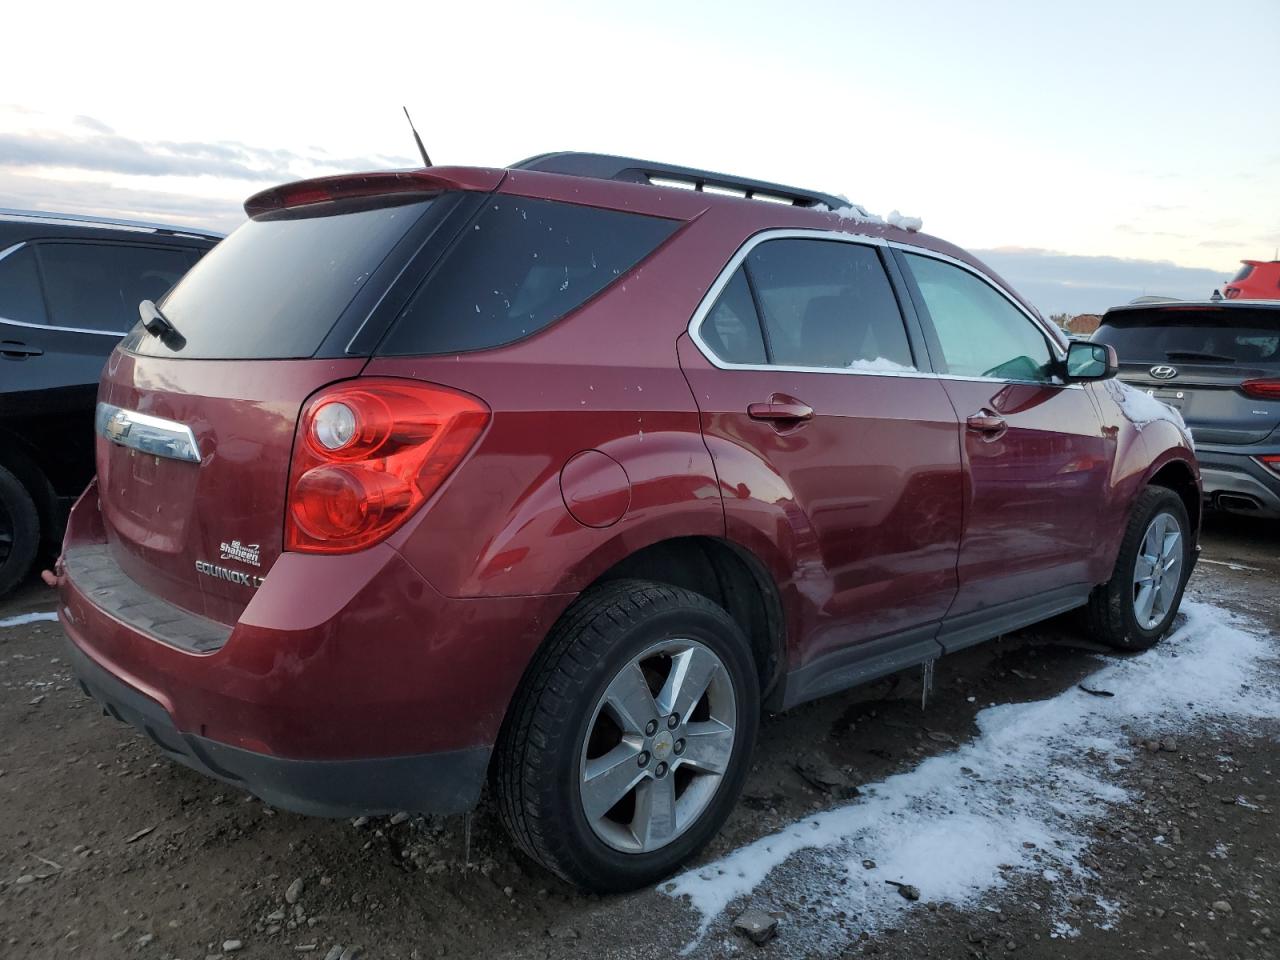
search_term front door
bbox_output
[897,251,1113,644]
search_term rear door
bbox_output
[1093,304,1280,445]
[896,250,1113,646]
[93,195,449,625]
[681,235,962,680]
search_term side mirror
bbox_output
[1063,341,1118,382]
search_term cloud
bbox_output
[0,171,244,233]
[74,115,114,135]
[975,247,1232,316]
[0,128,417,183]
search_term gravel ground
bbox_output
[1,514,1276,960]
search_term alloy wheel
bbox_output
[1132,511,1183,630]
[578,638,737,854]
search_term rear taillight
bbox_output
[1257,455,1280,476]
[1241,379,1280,401]
[285,379,489,554]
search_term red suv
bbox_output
[1224,259,1280,300]
[55,153,1200,892]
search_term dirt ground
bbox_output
[1,514,1277,960]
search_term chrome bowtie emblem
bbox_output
[1150,365,1178,380]
[105,410,132,441]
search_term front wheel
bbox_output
[494,580,759,892]
[1087,486,1192,650]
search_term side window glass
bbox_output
[381,198,678,356]
[0,246,49,326]
[904,253,1054,382]
[699,268,766,364]
[745,239,914,370]
[36,242,197,334]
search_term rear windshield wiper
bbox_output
[1164,350,1235,363]
[139,299,186,350]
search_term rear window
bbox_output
[134,197,432,359]
[38,242,198,333]
[0,245,48,326]
[1094,307,1280,365]
[377,197,678,356]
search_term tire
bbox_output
[0,465,40,601]
[0,464,40,599]
[1087,486,1192,651]
[494,579,759,893]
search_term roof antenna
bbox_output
[402,106,432,168]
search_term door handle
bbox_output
[748,395,814,423]
[0,340,43,359]
[966,411,1007,437]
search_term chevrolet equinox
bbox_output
[55,153,1200,892]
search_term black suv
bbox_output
[1093,300,1280,518]
[0,209,220,595]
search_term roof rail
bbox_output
[0,207,224,240]
[510,152,850,210]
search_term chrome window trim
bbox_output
[685,228,1075,389]
[0,315,123,337]
[0,207,223,241]
[95,403,201,464]
[0,241,24,264]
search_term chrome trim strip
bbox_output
[0,207,224,240]
[95,402,201,464]
[0,315,123,337]
[0,241,24,264]
[685,227,1071,387]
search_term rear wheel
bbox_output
[494,580,758,892]
[1087,487,1191,650]
[0,464,40,598]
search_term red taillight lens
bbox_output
[1241,379,1280,401]
[286,379,489,554]
[1257,455,1280,476]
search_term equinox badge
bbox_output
[195,560,264,588]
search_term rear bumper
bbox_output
[56,481,574,816]
[65,635,488,816]
[1195,445,1280,518]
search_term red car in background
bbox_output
[1225,259,1280,300]
[55,153,1200,892]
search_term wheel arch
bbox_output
[1144,453,1202,537]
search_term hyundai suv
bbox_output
[1093,299,1280,517]
[54,154,1199,892]
[0,209,219,596]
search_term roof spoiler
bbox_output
[243,168,506,219]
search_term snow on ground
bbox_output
[662,600,1280,954]
[0,611,58,628]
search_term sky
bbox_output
[2,0,1277,316]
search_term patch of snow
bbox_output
[1103,379,1195,448]
[886,210,923,232]
[662,599,1279,954]
[812,203,922,233]
[0,612,58,628]
[813,203,885,225]
[846,357,916,374]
